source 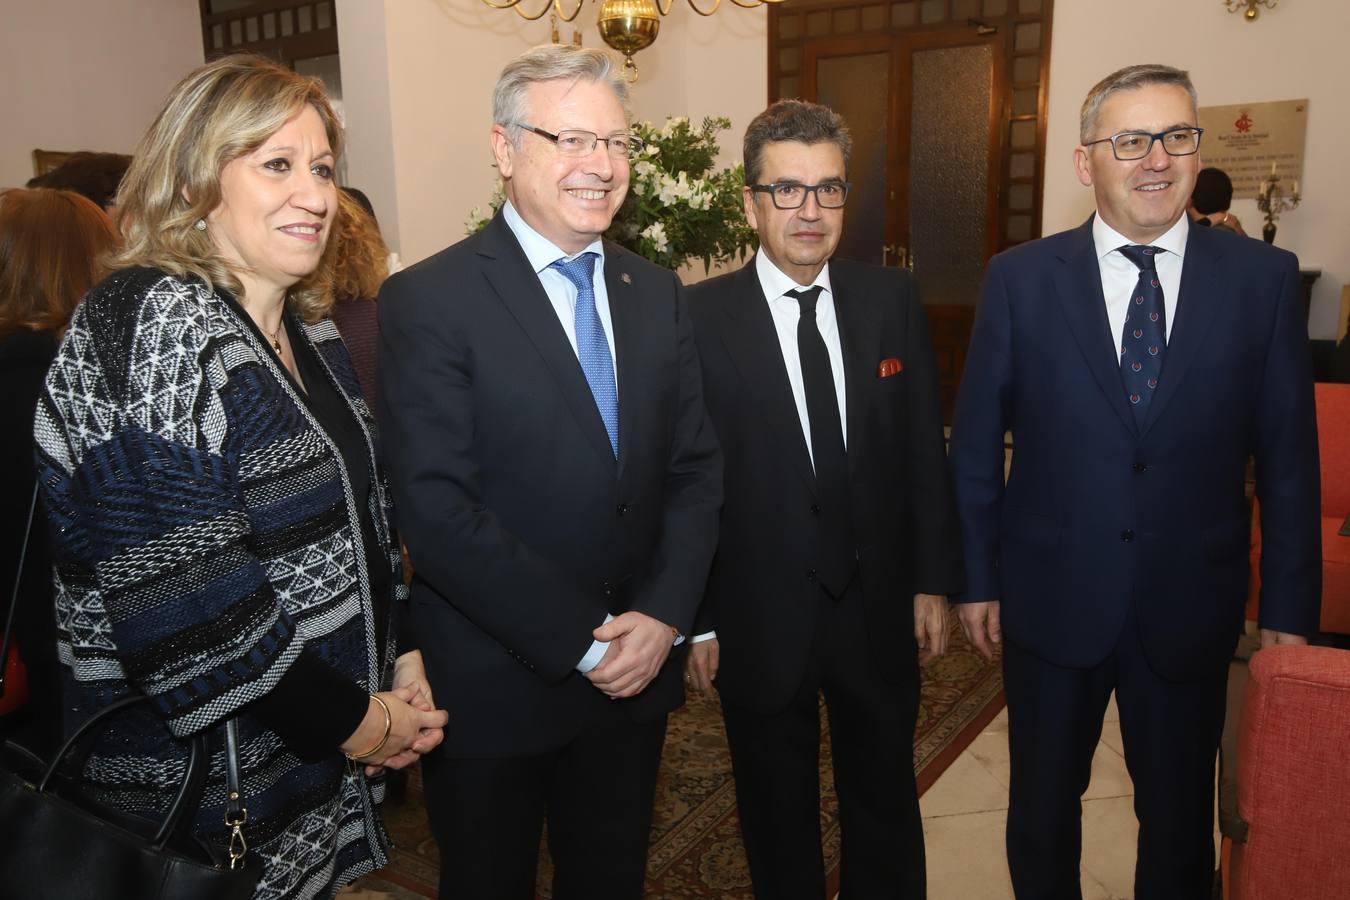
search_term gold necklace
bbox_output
[267,320,283,353]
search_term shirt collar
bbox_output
[502,200,605,275]
[1092,211,1188,262]
[754,250,833,301]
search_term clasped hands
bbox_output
[340,650,449,777]
[585,610,677,699]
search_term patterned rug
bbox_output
[354,620,1003,899]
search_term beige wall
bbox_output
[1044,2,1350,338]
[336,0,766,269]
[0,0,203,190]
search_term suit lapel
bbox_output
[604,242,636,480]
[1140,225,1225,438]
[476,215,616,466]
[830,264,881,478]
[718,264,818,495]
[1051,218,1137,436]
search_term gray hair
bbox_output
[1080,64,1198,143]
[493,45,629,146]
[743,99,852,185]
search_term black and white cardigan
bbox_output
[34,267,405,899]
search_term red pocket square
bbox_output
[878,357,903,378]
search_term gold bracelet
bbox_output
[345,694,392,761]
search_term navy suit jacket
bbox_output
[949,217,1320,681]
[377,213,722,755]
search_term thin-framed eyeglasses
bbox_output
[514,124,644,159]
[749,181,852,210]
[1082,127,1204,161]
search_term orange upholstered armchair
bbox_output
[1249,383,1350,635]
[1226,645,1350,900]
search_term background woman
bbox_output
[328,188,390,412]
[32,55,446,898]
[0,187,118,757]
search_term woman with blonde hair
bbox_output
[0,188,118,757]
[30,54,446,898]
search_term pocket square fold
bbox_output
[878,357,903,378]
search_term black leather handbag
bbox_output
[1,478,262,898]
[0,679,262,898]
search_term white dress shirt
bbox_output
[1093,212,1187,355]
[501,203,684,671]
[755,251,848,465]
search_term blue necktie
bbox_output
[550,252,619,458]
[1117,245,1167,428]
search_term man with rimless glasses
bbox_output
[377,45,721,899]
[685,99,964,898]
[950,64,1319,898]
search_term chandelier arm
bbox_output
[656,0,677,15]
[551,0,586,22]
[728,0,787,7]
[684,0,723,16]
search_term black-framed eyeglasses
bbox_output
[514,124,644,159]
[1082,127,1204,161]
[749,181,852,209]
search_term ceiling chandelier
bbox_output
[481,0,785,78]
[1224,0,1278,21]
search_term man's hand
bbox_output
[957,600,1002,661]
[685,638,719,693]
[1259,628,1308,649]
[585,611,677,699]
[914,594,949,665]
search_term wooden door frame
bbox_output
[799,28,1006,272]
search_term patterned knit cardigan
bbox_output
[33,268,405,899]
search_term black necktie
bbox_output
[1117,245,1167,427]
[788,287,853,597]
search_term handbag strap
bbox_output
[0,482,40,695]
[223,717,250,868]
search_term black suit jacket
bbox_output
[377,213,722,756]
[687,257,963,712]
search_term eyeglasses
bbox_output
[514,124,644,159]
[1082,127,1204,161]
[748,181,852,210]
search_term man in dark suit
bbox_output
[376,45,722,900]
[950,64,1321,899]
[684,100,964,899]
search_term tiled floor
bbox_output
[920,693,1221,900]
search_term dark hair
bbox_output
[743,100,852,185]
[341,186,376,222]
[0,188,120,338]
[1191,167,1234,215]
[27,152,133,211]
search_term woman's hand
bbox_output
[340,684,448,776]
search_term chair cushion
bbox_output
[1230,645,1350,900]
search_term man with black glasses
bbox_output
[684,99,963,899]
[378,44,722,900]
[950,64,1320,898]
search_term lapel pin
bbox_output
[621,272,632,284]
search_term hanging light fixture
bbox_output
[481,0,784,79]
[1224,0,1278,21]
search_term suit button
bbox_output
[806,569,818,582]
[617,503,629,516]
[810,504,821,516]
[602,581,614,597]
[1132,463,1148,473]
[1120,529,1135,543]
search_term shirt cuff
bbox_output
[575,613,615,673]
[690,630,717,643]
